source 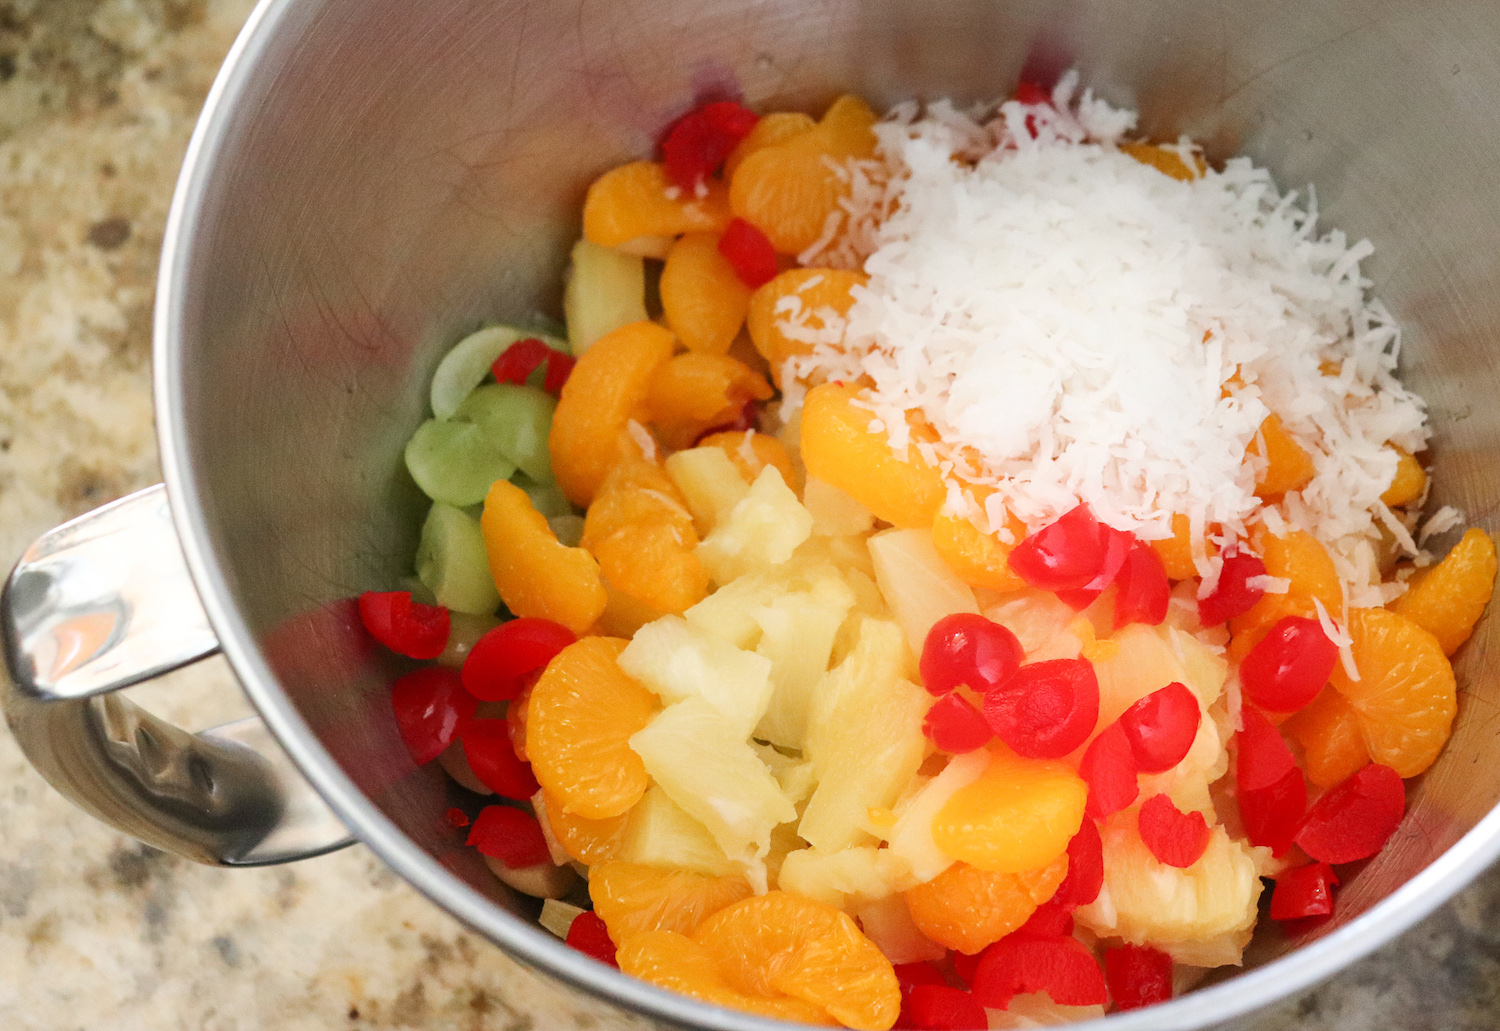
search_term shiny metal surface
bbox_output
[1,0,1497,1026]
[0,483,353,865]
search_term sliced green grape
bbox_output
[415,502,502,615]
[430,324,567,420]
[454,383,557,483]
[514,474,574,520]
[404,419,516,506]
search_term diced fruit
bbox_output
[1091,623,1192,729]
[1102,944,1174,1011]
[932,748,1087,874]
[1236,709,1306,855]
[746,269,868,385]
[460,720,539,799]
[697,465,814,584]
[1391,527,1497,655]
[1113,542,1171,629]
[1381,448,1427,507]
[801,618,930,853]
[778,846,917,910]
[970,934,1106,1010]
[1197,551,1266,627]
[661,100,759,191]
[618,614,774,737]
[1051,819,1104,909]
[1136,794,1210,868]
[921,613,1023,697]
[539,897,585,938]
[1121,141,1206,181]
[1330,607,1456,777]
[565,911,619,967]
[724,111,817,181]
[683,567,788,648]
[718,218,779,288]
[360,590,450,660]
[461,617,576,702]
[664,445,751,534]
[646,352,772,449]
[1118,681,1200,773]
[1231,530,1340,634]
[1269,862,1339,921]
[1293,762,1406,864]
[430,324,569,420]
[526,636,656,819]
[590,860,752,941]
[549,319,675,506]
[932,507,1030,593]
[630,696,796,865]
[617,930,831,1025]
[582,161,731,248]
[1150,513,1216,581]
[856,898,947,966]
[699,430,799,490]
[694,890,900,1031]
[1079,724,1139,820]
[924,693,993,754]
[887,749,991,883]
[538,789,627,865]
[454,383,557,483]
[1007,505,1111,593]
[582,456,709,615]
[1075,817,1262,963]
[467,805,552,869]
[391,667,474,764]
[1240,615,1338,712]
[904,856,1067,955]
[416,503,503,615]
[752,564,856,749]
[480,479,606,633]
[484,856,577,899]
[563,239,648,355]
[870,529,982,658]
[904,984,987,1031]
[1283,687,1373,789]
[659,233,754,355]
[984,659,1099,759]
[404,418,516,507]
[618,785,736,877]
[1250,413,1316,499]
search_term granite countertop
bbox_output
[2,2,1500,1030]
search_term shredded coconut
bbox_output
[784,73,1430,608]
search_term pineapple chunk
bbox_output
[630,697,796,868]
[868,527,980,658]
[751,742,817,805]
[683,569,787,649]
[1139,708,1227,821]
[697,466,815,584]
[984,590,1085,662]
[618,786,736,876]
[853,895,947,965]
[799,617,930,853]
[1162,624,1229,709]
[843,568,889,619]
[1075,814,1263,965]
[1093,623,1191,731]
[664,446,750,536]
[885,749,990,883]
[989,994,1106,1028]
[753,564,856,749]
[539,898,586,939]
[792,531,877,580]
[803,476,875,536]
[564,239,647,355]
[618,615,774,738]
[777,846,916,909]
[765,816,807,889]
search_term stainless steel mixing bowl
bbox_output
[6,0,1500,1027]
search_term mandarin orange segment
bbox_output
[526,637,657,818]
[903,856,1067,955]
[583,161,732,248]
[646,352,773,450]
[549,320,675,506]
[785,94,880,162]
[1231,530,1341,634]
[1283,687,1372,790]
[541,789,628,864]
[1391,527,1497,655]
[1150,513,1217,581]
[1381,448,1428,507]
[694,891,900,1031]
[698,429,799,490]
[730,147,847,256]
[1120,142,1207,181]
[931,507,1030,593]
[724,111,816,181]
[582,456,708,615]
[747,268,867,385]
[616,930,833,1026]
[800,382,947,530]
[479,479,606,634]
[1250,414,1317,499]
[590,861,752,942]
[931,748,1087,874]
[1330,607,1456,778]
[660,233,754,356]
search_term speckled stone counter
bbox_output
[2,3,1500,1030]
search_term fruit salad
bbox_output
[358,75,1497,1029]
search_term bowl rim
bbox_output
[151,1,1500,1027]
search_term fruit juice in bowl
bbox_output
[354,76,1496,1029]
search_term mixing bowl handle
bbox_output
[0,484,353,866]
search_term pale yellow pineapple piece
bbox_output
[852,895,947,965]
[1160,624,1229,709]
[989,994,1107,1029]
[1092,623,1192,733]
[1138,713,1224,822]
[630,697,796,875]
[618,614,774,738]
[751,742,818,804]
[868,527,980,659]
[800,617,929,853]
[618,785,737,877]
[885,749,989,882]
[564,239,647,355]
[792,531,877,579]
[753,563,857,749]
[683,568,788,649]
[984,590,1086,662]
[777,846,917,910]
[539,898,587,939]
[664,446,751,536]
[1075,814,1263,966]
[697,466,815,584]
[803,476,876,536]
